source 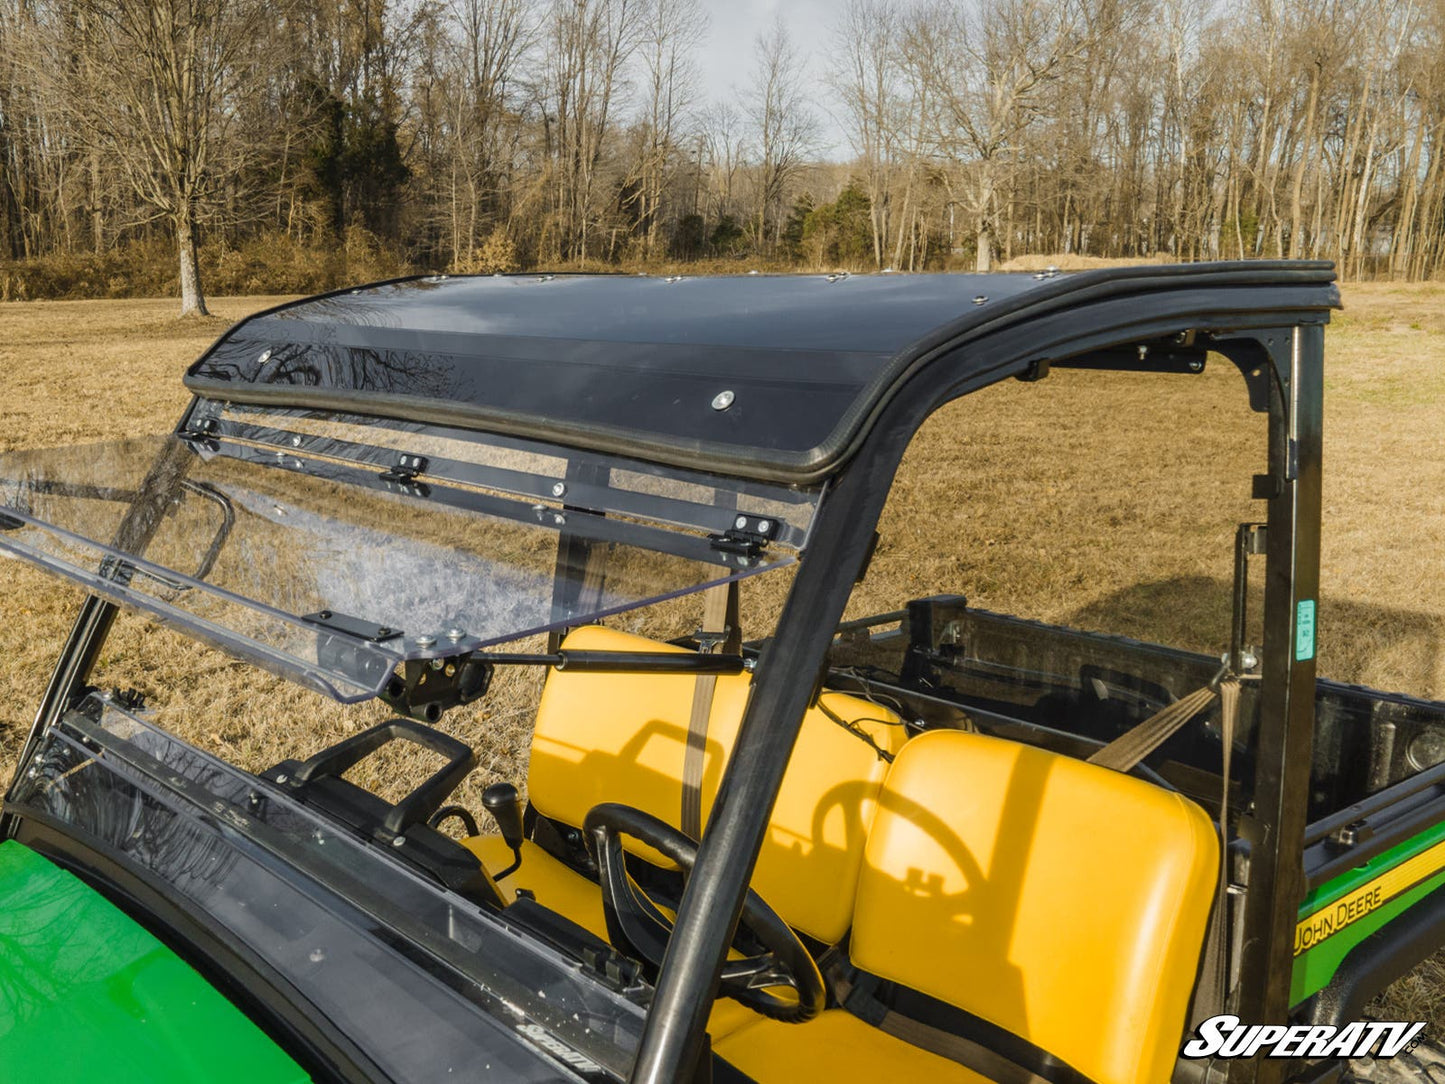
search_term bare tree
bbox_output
[629,0,705,257]
[446,0,535,265]
[829,0,904,268]
[545,0,644,262]
[745,15,818,253]
[52,0,280,314]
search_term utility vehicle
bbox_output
[2,263,1443,1084]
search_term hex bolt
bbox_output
[431,658,445,670]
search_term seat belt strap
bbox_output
[681,581,740,839]
[1086,682,1219,772]
[830,965,1092,1084]
[1191,677,1241,1033]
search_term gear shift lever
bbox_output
[482,782,525,879]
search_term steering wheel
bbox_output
[582,802,825,1024]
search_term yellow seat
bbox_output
[485,625,906,944]
[462,626,906,1038]
[717,729,1219,1084]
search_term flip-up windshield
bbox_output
[0,404,816,702]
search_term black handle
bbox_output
[294,718,477,836]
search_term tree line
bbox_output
[1,0,1442,313]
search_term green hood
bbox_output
[0,839,308,1084]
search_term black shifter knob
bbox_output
[482,782,525,852]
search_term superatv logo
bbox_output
[1182,1015,1426,1059]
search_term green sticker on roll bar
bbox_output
[1296,599,1316,661]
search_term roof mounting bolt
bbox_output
[414,634,436,647]
[972,295,988,306]
[291,435,302,446]
[553,512,566,526]
[1138,344,1150,360]
[1188,358,1204,373]
[430,658,445,670]
[392,835,406,848]
[734,515,748,530]
[275,774,288,784]
[446,628,466,641]
[757,520,771,533]
[665,275,682,283]
[551,481,566,498]
[712,390,735,411]
[1046,265,1060,276]
[257,348,272,364]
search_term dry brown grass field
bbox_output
[0,281,1442,1022]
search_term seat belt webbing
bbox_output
[1086,673,1243,1035]
[1191,677,1240,1032]
[830,969,1085,1084]
[1086,683,1219,772]
[681,582,740,839]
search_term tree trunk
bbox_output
[177,205,209,316]
[975,221,993,271]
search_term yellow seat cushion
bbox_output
[714,1010,990,1083]
[464,835,609,940]
[525,625,906,944]
[852,729,1218,1084]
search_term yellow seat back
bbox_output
[852,729,1217,1084]
[528,625,906,944]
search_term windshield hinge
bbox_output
[708,513,778,560]
[179,414,219,450]
[378,453,430,496]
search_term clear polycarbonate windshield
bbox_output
[0,414,816,702]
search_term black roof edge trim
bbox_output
[187,263,1339,486]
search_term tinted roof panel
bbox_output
[185,264,1340,482]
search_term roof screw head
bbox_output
[415,633,436,647]
[734,515,748,529]
[1188,358,1204,373]
[430,658,445,670]
[446,628,466,641]
[972,295,988,306]
[392,835,406,847]
[757,520,771,533]
[551,481,566,498]
[1137,344,1149,360]
[291,435,302,446]
[712,390,735,412]
[257,348,272,364]
[275,773,288,784]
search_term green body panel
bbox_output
[1291,819,1445,1004]
[0,839,310,1084]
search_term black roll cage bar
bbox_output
[4,269,1332,1084]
